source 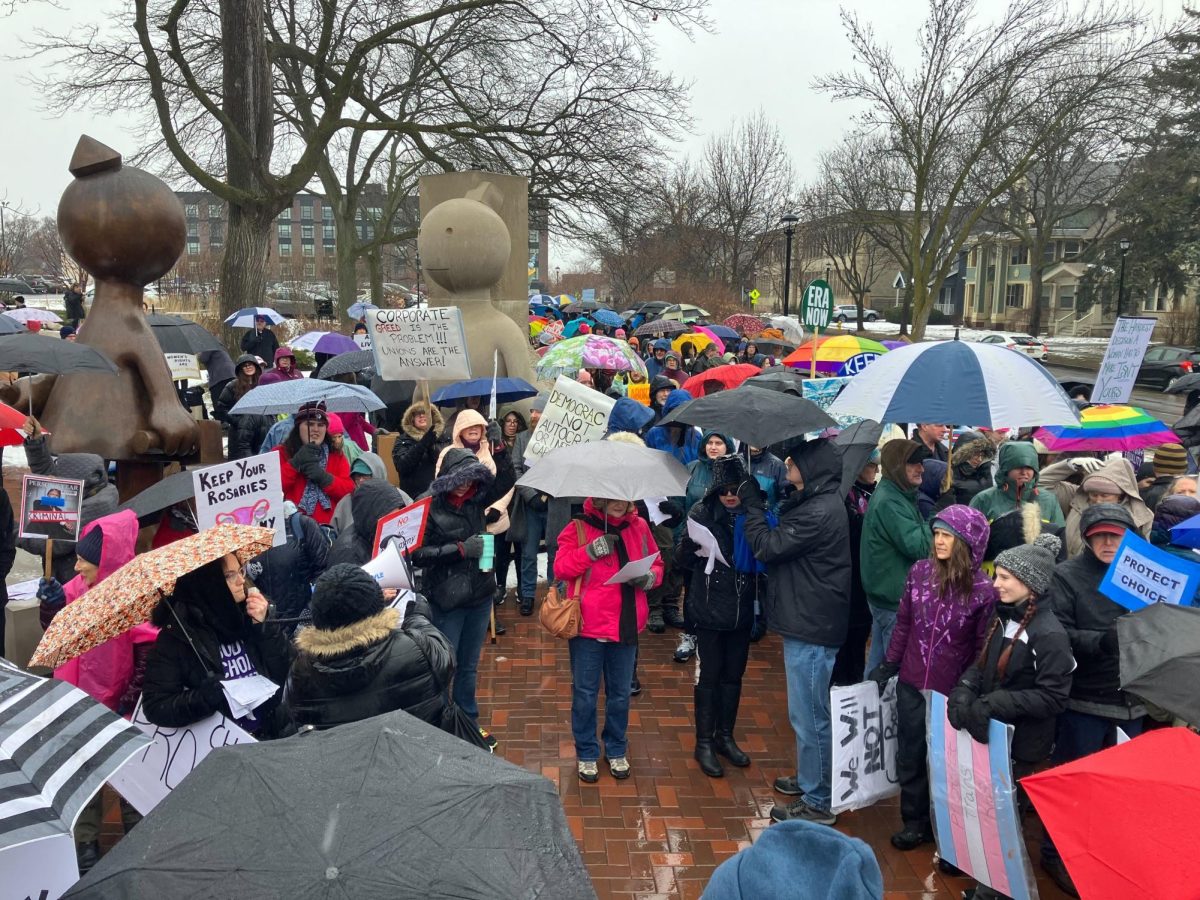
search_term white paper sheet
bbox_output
[644,496,670,526]
[687,518,729,574]
[221,674,280,718]
[604,551,660,586]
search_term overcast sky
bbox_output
[0,0,1188,268]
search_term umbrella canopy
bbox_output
[1033,404,1177,452]
[65,709,594,900]
[145,313,224,355]
[835,419,884,495]
[764,315,805,344]
[660,387,837,449]
[553,293,576,306]
[1022,728,1200,900]
[1166,372,1200,395]
[783,334,890,375]
[229,378,385,416]
[528,293,558,306]
[0,333,118,375]
[290,330,360,355]
[431,376,538,407]
[1171,511,1200,549]
[723,313,764,335]
[743,368,805,395]
[224,307,285,328]
[0,657,152,851]
[0,315,21,335]
[1118,602,1200,725]
[672,332,716,355]
[116,467,209,520]
[571,297,608,312]
[750,336,796,354]
[705,324,739,342]
[0,400,32,447]
[829,339,1080,428]
[691,325,726,354]
[517,440,690,500]
[681,363,763,398]
[881,340,910,351]
[633,319,689,337]
[3,307,62,325]
[315,349,375,379]
[590,308,623,328]
[536,335,647,377]
[346,300,379,319]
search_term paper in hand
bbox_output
[604,551,661,586]
[687,518,729,575]
[221,674,280,719]
[645,496,670,526]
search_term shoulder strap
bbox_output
[571,519,586,595]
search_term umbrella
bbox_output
[835,419,884,495]
[783,335,890,376]
[3,307,62,325]
[315,349,376,379]
[64,709,594,900]
[431,376,537,407]
[723,313,764,334]
[633,319,689,337]
[229,379,385,416]
[692,325,726,354]
[660,388,837,449]
[0,399,32,447]
[881,340,910,351]
[751,337,796,354]
[145,313,224,355]
[553,293,576,306]
[572,297,608,312]
[0,657,151,851]
[517,439,690,500]
[346,301,379,319]
[0,315,21,335]
[537,335,647,377]
[705,324,740,342]
[528,293,558,306]
[1033,404,1177,452]
[765,315,805,344]
[590,308,624,328]
[1166,373,1200,395]
[0,333,118,375]
[744,368,805,395]
[672,332,716,355]
[1022,728,1200,900]
[224,307,285,328]
[116,467,209,520]
[29,524,274,670]
[1118,601,1200,725]
[1171,511,1200,549]
[290,330,360,355]
[681,363,763,398]
[828,339,1080,428]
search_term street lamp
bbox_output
[1117,237,1132,318]
[779,212,799,317]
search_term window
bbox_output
[186,240,199,256]
[323,224,336,240]
[367,206,382,221]
[322,206,333,221]
[1005,284,1025,308]
[187,222,199,237]
[1043,242,1058,263]
[277,208,291,221]
[300,200,313,221]
[1063,240,1081,260]
[301,225,314,240]
[1143,347,1166,362]
[278,223,292,239]
[969,247,979,268]
[184,204,199,218]
[981,335,1003,343]
[209,225,224,248]
[302,243,314,257]
[1010,245,1029,265]
[967,283,978,311]
[1059,293,1074,309]
[278,242,292,257]
[304,262,316,277]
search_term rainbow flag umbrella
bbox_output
[783,335,889,375]
[1033,404,1178,452]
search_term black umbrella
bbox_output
[1165,373,1200,395]
[67,710,595,900]
[316,349,375,379]
[116,467,210,520]
[1119,602,1200,726]
[146,313,224,355]
[659,386,836,448]
[751,338,797,354]
[744,368,805,396]
[0,333,117,374]
[834,419,884,494]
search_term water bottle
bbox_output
[477,533,495,572]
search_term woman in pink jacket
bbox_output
[555,497,663,784]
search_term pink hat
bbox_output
[326,412,344,434]
[615,328,626,338]
[578,323,591,334]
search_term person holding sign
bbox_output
[274,401,354,527]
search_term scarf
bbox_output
[582,511,638,646]
[298,443,332,516]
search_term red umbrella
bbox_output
[0,400,30,447]
[681,364,762,398]
[723,313,764,335]
[1022,728,1200,900]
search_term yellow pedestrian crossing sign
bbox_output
[748,289,760,306]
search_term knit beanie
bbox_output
[60,325,77,339]
[1081,474,1121,497]
[1153,443,1189,477]
[994,533,1062,597]
[310,563,386,630]
[75,527,104,566]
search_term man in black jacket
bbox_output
[741,438,850,825]
[240,314,280,363]
[63,283,86,326]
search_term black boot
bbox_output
[713,683,751,767]
[693,687,724,778]
[663,604,686,630]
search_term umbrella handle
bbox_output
[43,539,53,580]
[162,595,218,677]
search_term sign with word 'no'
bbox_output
[192,451,286,547]
[830,679,900,813]
[524,375,616,461]
[1091,316,1158,405]
[1099,529,1200,611]
[368,306,472,381]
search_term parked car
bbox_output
[1135,345,1200,390]
[832,304,879,323]
[265,286,318,318]
[976,332,1048,360]
[0,277,35,296]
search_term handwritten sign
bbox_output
[1099,529,1200,610]
[373,496,432,555]
[108,699,256,815]
[368,306,472,380]
[0,834,79,900]
[353,332,372,350]
[802,376,862,434]
[164,352,202,381]
[1092,316,1157,404]
[830,679,900,813]
[524,375,616,461]
[192,450,285,547]
[19,475,84,542]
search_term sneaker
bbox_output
[768,799,836,826]
[630,675,641,696]
[519,597,534,616]
[673,633,696,663]
[890,825,934,851]
[608,756,631,779]
[577,760,599,783]
[493,619,506,636]
[646,608,665,634]
[479,727,498,752]
[773,774,804,795]
[1040,857,1080,898]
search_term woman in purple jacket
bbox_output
[868,503,996,851]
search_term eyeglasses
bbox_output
[718,486,739,497]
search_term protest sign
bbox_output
[164,352,201,381]
[108,699,256,815]
[802,377,862,434]
[928,691,1037,900]
[192,450,285,547]
[353,331,372,350]
[373,496,432,555]
[830,679,900,813]
[0,834,79,900]
[524,375,617,461]
[627,382,650,406]
[1092,316,1158,404]
[368,306,472,381]
[19,475,84,542]
[1099,530,1200,610]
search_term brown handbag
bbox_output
[539,520,585,639]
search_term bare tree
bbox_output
[0,205,39,275]
[28,216,89,288]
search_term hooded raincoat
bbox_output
[435,409,516,535]
[644,389,701,465]
[258,346,303,385]
[392,403,447,498]
[860,440,933,613]
[1044,456,1153,557]
[685,430,736,513]
[327,480,411,567]
[969,441,1064,527]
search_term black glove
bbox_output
[586,533,620,561]
[631,571,657,591]
[485,508,502,525]
[197,674,225,711]
[1100,627,1120,656]
[460,535,486,559]
[736,478,766,508]
[965,699,991,744]
[867,662,899,690]
[37,577,66,630]
[657,499,684,529]
[486,420,503,447]
[947,696,968,732]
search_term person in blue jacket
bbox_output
[644,389,701,465]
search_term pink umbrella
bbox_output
[692,325,726,355]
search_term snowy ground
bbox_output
[856,319,1107,365]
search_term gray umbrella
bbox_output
[659,386,836,449]
[744,368,805,396]
[229,378,385,415]
[0,333,118,374]
[1166,373,1200,395]
[1119,602,1200,726]
[518,439,690,500]
[116,467,211,520]
[146,313,224,355]
[316,349,375,379]
[0,316,22,335]
[834,419,884,495]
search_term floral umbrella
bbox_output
[536,334,647,377]
[723,314,764,335]
[29,524,275,670]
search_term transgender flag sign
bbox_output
[927,691,1039,900]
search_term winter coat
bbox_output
[1141,475,1175,512]
[743,439,850,647]
[1044,457,1153,558]
[884,505,997,694]
[984,504,1066,567]
[331,452,393,536]
[749,449,788,511]
[274,441,355,527]
[684,431,736,513]
[435,409,517,535]
[258,346,302,385]
[677,495,755,632]
[245,510,330,623]
[18,436,120,584]
[392,403,447,498]
[553,497,661,642]
[644,389,701,465]
[0,482,14,636]
[287,604,453,730]
[844,480,875,631]
[970,441,1065,527]
[944,434,997,508]
[63,289,86,324]
[917,459,948,520]
[198,347,235,388]
[240,326,279,364]
[327,481,410,567]
[948,600,1074,763]
[338,411,375,454]
[860,441,932,613]
[216,355,272,460]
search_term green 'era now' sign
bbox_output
[801,279,833,331]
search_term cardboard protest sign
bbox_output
[108,698,256,815]
[928,691,1037,900]
[627,382,650,406]
[373,496,432,555]
[164,352,201,381]
[524,375,616,461]
[0,833,79,900]
[19,475,84,542]
[802,376,862,433]
[368,306,472,380]
[1099,530,1200,610]
[192,451,285,547]
[830,679,900,813]
[1092,316,1158,405]
[353,331,372,350]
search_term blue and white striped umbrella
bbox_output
[224,306,285,327]
[347,301,379,319]
[828,339,1080,428]
[229,378,385,416]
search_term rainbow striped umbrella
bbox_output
[782,334,889,375]
[1033,404,1178,451]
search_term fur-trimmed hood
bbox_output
[952,435,996,469]
[401,403,445,441]
[295,607,400,658]
[428,448,494,496]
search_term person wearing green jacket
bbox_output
[861,439,932,674]
[969,441,1065,528]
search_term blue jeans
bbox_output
[520,503,553,599]
[569,637,638,761]
[782,637,838,812]
[429,601,492,722]
[865,605,898,675]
